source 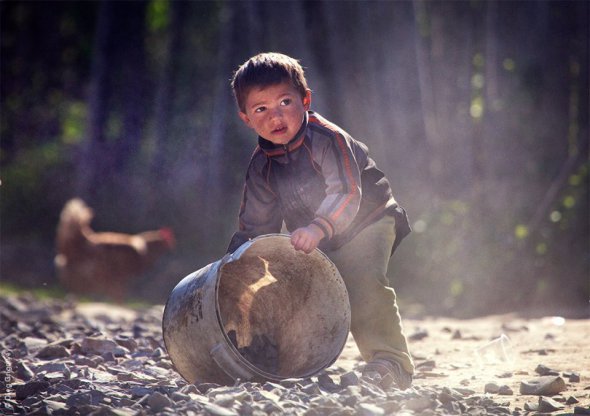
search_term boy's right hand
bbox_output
[290,224,324,254]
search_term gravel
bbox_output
[1,294,588,415]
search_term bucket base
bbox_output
[163,234,351,384]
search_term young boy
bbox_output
[227,52,414,389]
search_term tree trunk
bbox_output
[206,3,235,221]
[77,0,114,202]
[152,0,187,180]
[115,1,148,172]
[412,0,441,197]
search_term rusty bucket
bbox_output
[162,234,351,385]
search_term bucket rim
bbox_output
[213,233,350,381]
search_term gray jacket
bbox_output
[227,111,410,254]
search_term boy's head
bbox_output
[231,52,309,113]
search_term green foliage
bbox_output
[147,0,170,33]
[0,282,66,300]
[1,0,587,314]
[1,140,75,238]
[61,101,87,144]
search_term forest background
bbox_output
[1,0,588,317]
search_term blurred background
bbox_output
[1,0,588,317]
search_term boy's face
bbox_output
[239,81,311,145]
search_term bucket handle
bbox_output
[210,342,257,381]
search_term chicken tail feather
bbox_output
[56,198,93,253]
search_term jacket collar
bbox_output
[258,111,309,157]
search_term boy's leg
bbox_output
[325,215,414,375]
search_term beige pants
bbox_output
[325,215,414,374]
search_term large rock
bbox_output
[81,337,119,356]
[519,376,567,396]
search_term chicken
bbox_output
[55,198,175,303]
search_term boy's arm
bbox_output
[311,132,363,241]
[227,161,283,253]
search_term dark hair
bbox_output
[231,52,309,113]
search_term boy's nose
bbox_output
[269,107,283,120]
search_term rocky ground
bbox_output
[1,294,589,415]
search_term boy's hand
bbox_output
[291,224,324,254]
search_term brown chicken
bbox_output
[55,198,175,303]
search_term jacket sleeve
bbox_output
[310,132,363,240]
[227,158,283,253]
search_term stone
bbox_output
[22,337,48,354]
[406,397,437,412]
[113,346,129,357]
[519,376,566,395]
[484,382,500,394]
[416,359,436,370]
[380,400,402,413]
[42,371,66,382]
[81,337,119,355]
[535,364,559,376]
[171,391,190,403]
[318,372,339,392]
[44,400,67,412]
[262,401,284,414]
[339,392,359,407]
[277,378,303,388]
[36,344,71,360]
[114,335,138,352]
[15,380,50,400]
[359,379,386,398]
[455,387,477,396]
[16,361,35,381]
[204,402,239,416]
[356,402,385,416]
[574,407,590,415]
[66,391,93,407]
[36,362,71,378]
[567,396,580,405]
[538,396,564,412]
[213,393,236,407]
[438,387,462,404]
[498,385,513,395]
[566,371,581,382]
[130,386,154,398]
[147,391,173,412]
[300,381,322,395]
[339,371,360,388]
[409,328,429,341]
[75,356,102,368]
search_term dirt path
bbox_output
[335,313,590,412]
[1,296,589,415]
[47,302,590,412]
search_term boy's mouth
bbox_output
[271,126,288,135]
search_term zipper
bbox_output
[283,144,291,163]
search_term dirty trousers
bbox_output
[325,215,415,374]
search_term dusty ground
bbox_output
[65,302,590,412]
[336,312,590,411]
[2,296,589,415]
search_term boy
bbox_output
[227,52,414,389]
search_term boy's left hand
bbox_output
[290,224,324,254]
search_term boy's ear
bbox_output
[303,89,312,111]
[239,111,252,128]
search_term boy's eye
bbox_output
[254,106,266,113]
[280,98,292,106]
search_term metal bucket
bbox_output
[162,234,351,384]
